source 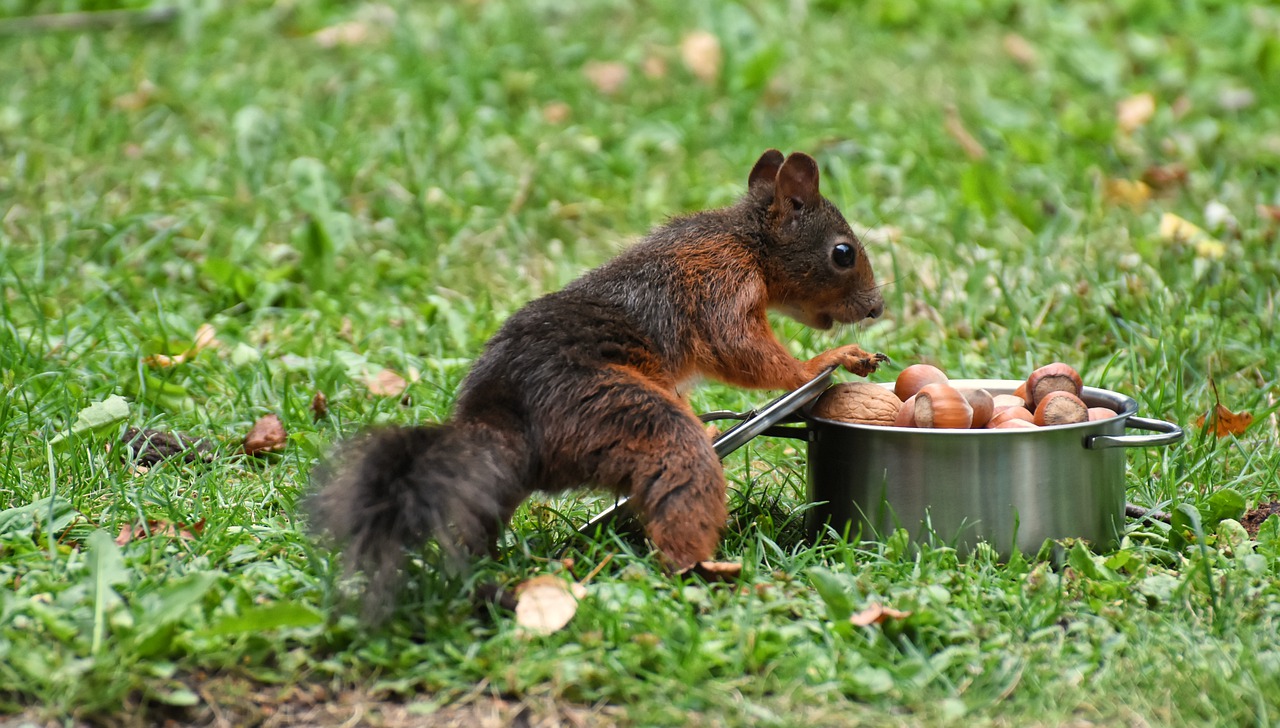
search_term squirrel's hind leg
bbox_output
[547,370,727,571]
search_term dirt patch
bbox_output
[4,677,625,728]
[1241,500,1280,537]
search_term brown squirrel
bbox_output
[309,150,887,608]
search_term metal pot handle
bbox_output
[1084,415,1184,450]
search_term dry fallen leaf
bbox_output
[583,61,628,96]
[1196,403,1253,438]
[112,79,156,111]
[1104,178,1152,207]
[115,518,205,546]
[680,31,722,84]
[1002,33,1038,67]
[363,368,409,397]
[142,324,220,368]
[850,603,912,627]
[542,101,572,125]
[243,414,287,456]
[311,391,329,421]
[515,575,587,636]
[684,561,743,582]
[943,105,987,161]
[1159,212,1225,259]
[1142,163,1188,191]
[1117,92,1156,133]
[313,21,375,48]
[642,54,668,79]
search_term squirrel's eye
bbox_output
[832,242,857,268]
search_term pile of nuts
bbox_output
[811,362,1119,430]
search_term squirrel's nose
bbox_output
[866,295,884,319]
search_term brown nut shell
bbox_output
[986,406,1034,428]
[1087,406,1119,422]
[1025,362,1083,410]
[992,394,1026,410]
[894,395,918,427]
[914,382,973,429]
[961,388,994,428]
[992,418,1039,430]
[811,382,902,426]
[1033,391,1089,426]
[894,364,949,401]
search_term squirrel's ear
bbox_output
[774,152,821,211]
[748,149,785,190]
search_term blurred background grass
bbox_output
[2,0,1280,723]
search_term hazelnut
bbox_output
[961,388,994,428]
[1033,391,1089,426]
[992,394,1026,410]
[986,406,1034,428]
[1025,363,1083,410]
[811,382,901,425]
[1088,406,1119,422]
[894,364,948,401]
[914,382,973,429]
[894,395,918,427]
[992,418,1039,430]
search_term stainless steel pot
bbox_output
[797,379,1182,556]
[579,369,1182,557]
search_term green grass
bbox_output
[3,0,1280,725]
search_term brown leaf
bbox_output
[1258,204,1280,224]
[583,61,628,96]
[363,368,409,397]
[311,391,329,421]
[1001,33,1037,67]
[115,518,204,546]
[1195,403,1252,438]
[514,575,585,636]
[1142,163,1188,191]
[680,31,722,84]
[943,105,987,161]
[849,603,912,627]
[243,414,288,456]
[1117,92,1156,133]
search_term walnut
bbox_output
[810,382,901,425]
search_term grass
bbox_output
[2,0,1280,725]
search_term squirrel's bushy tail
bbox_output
[307,423,527,615]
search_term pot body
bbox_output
[803,380,1137,556]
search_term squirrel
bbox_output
[309,149,887,612]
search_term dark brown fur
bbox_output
[309,150,886,615]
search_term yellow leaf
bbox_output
[1159,212,1225,260]
[1104,179,1151,207]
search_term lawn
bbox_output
[2,0,1279,725]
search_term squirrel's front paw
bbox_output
[838,348,889,377]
